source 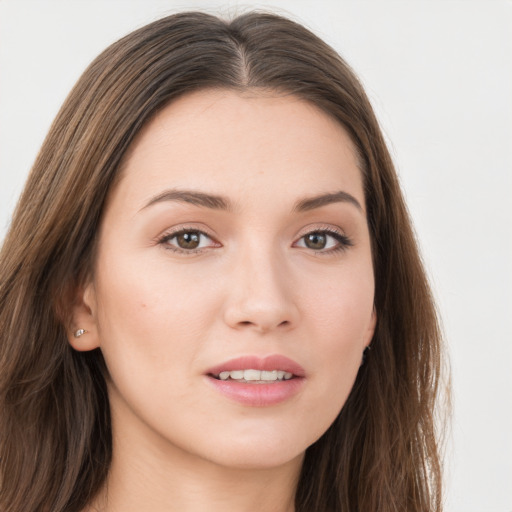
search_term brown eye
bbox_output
[176,232,200,249]
[304,232,327,250]
[161,229,218,252]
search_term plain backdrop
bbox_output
[0,1,511,511]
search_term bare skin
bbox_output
[72,89,376,512]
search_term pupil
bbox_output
[305,232,326,250]
[177,232,200,249]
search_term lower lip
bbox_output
[206,376,305,407]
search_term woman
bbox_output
[0,11,445,512]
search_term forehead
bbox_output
[114,88,364,212]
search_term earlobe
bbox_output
[360,308,377,366]
[365,306,377,347]
[67,282,100,352]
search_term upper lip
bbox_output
[206,354,306,378]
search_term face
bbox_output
[72,89,376,470]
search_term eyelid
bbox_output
[156,224,221,254]
[293,224,353,253]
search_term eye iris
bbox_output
[305,232,327,250]
[176,232,200,249]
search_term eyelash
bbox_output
[157,227,219,254]
[156,227,353,255]
[294,228,354,255]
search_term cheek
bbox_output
[93,254,221,374]
[302,260,374,347]
[298,264,374,419]
[91,256,223,445]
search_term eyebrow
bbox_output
[141,189,232,211]
[293,191,363,212]
[141,188,362,214]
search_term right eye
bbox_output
[158,229,220,253]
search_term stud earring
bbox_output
[74,328,88,338]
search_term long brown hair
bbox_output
[0,11,446,512]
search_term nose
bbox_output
[222,247,299,334]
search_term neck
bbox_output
[89,448,301,512]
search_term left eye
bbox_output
[294,231,349,251]
[162,230,215,251]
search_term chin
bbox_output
[193,424,317,470]
[209,444,305,471]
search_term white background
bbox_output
[0,1,511,511]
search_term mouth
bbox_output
[206,354,305,381]
[205,355,305,406]
[209,369,296,383]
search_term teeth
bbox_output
[215,369,294,382]
[261,370,277,381]
[244,369,261,381]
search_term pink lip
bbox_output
[205,355,306,407]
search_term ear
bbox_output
[67,282,101,352]
[364,306,377,348]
